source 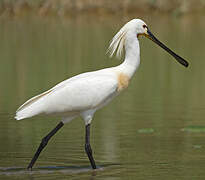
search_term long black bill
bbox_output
[146,29,189,67]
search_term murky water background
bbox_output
[0,15,205,179]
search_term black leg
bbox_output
[85,124,96,169]
[27,121,64,170]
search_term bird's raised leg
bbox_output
[27,121,64,170]
[85,124,96,169]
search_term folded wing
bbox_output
[15,72,117,120]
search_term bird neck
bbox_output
[117,36,140,79]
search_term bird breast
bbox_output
[117,72,130,91]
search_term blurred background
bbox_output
[0,0,205,179]
[0,0,205,17]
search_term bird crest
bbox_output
[107,24,128,59]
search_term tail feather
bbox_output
[15,90,52,120]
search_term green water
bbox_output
[0,15,205,179]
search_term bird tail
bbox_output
[15,90,51,120]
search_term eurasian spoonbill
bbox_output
[15,19,189,170]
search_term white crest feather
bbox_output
[107,25,128,59]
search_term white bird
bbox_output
[15,19,189,170]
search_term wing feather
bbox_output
[15,69,117,120]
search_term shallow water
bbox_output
[0,15,205,179]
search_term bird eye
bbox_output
[143,25,147,29]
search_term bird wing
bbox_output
[16,70,118,120]
[43,73,118,114]
[16,71,93,113]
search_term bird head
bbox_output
[135,19,189,67]
[108,19,189,68]
[124,19,148,37]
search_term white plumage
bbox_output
[15,19,189,170]
[16,19,146,124]
[16,69,120,123]
[15,18,189,124]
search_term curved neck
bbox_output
[117,36,140,79]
